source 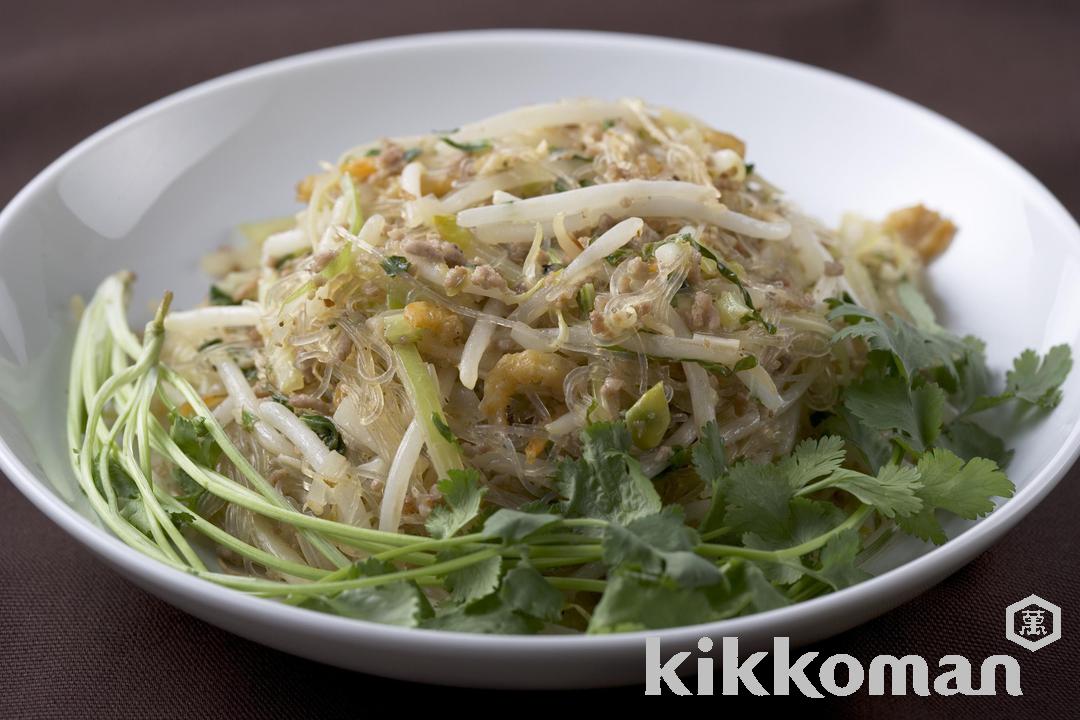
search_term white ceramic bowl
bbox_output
[1,30,1078,689]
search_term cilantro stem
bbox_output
[373,532,487,562]
[698,525,732,541]
[373,527,605,564]
[154,491,325,580]
[696,505,872,561]
[519,545,602,559]
[794,477,836,496]
[160,368,350,569]
[545,577,606,593]
[559,518,609,529]
[207,548,501,596]
[528,532,600,545]
[527,554,603,570]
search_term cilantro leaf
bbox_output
[208,285,239,306]
[937,419,1012,466]
[692,420,727,485]
[168,511,195,529]
[721,463,793,539]
[693,421,728,533]
[588,574,715,633]
[742,498,846,583]
[92,454,138,500]
[95,457,154,536]
[815,529,872,590]
[709,561,792,616]
[380,255,410,277]
[422,593,542,634]
[304,582,430,627]
[823,464,923,518]
[602,506,722,588]
[822,409,892,472]
[431,412,459,448]
[897,448,1013,544]
[1006,345,1072,409]
[844,374,945,453]
[169,411,221,468]
[440,137,492,153]
[555,423,661,524]
[896,283,942,333]
[299,413,345,453]
[916,448,1013,518]
[482,509,561,544]
[500,565,564,622]
[593,504,843,630]
[425,469,486,539]
[948,336,994,409]
[443,553,502,604]
[829,301,963,380]
[961,345,1072,415]
[168,411,221,510]
[780,435,847,489]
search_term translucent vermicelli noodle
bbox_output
[68,99,1072,634]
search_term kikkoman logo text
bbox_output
[645,637,1023,697]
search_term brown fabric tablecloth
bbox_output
[1,1,1078,716]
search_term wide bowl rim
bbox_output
[1,28,1079,655]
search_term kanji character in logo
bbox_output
[1005,594,1061,651]
[1020,608,1046,637]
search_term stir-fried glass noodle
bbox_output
[70,99,1071,633]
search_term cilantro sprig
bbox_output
[73,272,1071,637]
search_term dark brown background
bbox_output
[1,0,1078,716]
